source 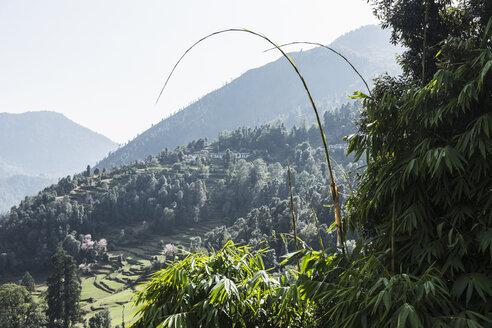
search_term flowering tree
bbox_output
[78,235,108,266]
[161,243,179,260]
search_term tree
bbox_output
[21,272,36,293]
[352,0,492,280]
[62,233,81,260]
[46,244,81,328]
[290,7,492,328]
[0,283,46,328]
[368,0,492,83]
[63,253,80,326]
[88,308,111,328]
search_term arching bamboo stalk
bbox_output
[422,0,430,83]
[309,197,324,251]
[391,197,396,274]
[287,163,300,271]
[155,28,366,253]
[264,41,372,96]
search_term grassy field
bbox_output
[76,217,226,326]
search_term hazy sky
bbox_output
[0,0,379,143]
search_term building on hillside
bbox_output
[202,151,250,160]
[327,144,346,150]
[210,152,224,159]
[183,154,197,162]
[237,152,250,159]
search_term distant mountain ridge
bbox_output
[97,25,401,169]
[0,111,118,176]
[0,111,118,212]
[0,175,54,214]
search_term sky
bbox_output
[0,0,379,143]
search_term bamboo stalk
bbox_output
[155,28,360,254]
[391,197,396,274]
[263,41,372,97]
[309,197,324,251]
[288,164,300,272]
[422,0,430,83]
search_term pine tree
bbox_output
[63,253,80,327]
[46,245,64,327]
[21,271,35,293]
[46,244,81,328]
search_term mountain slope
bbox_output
[97,25,401,169]
[0,111,118,177]
[0,111,118,212]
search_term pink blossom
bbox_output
[98,238,107,248]
[78,263,92,273]
[161,243,179,257]
[81,240,94,250]
[81,234,95,250]
[97,238,108,251]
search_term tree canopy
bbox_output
[0,283,46,328]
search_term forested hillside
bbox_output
[97,25,400,169]
[0,103,358,273]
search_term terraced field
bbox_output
[78,217,226,326]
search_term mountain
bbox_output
[97,25,401,169]
[0,111,118,212]
[0,111,118,177]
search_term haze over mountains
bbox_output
[0,25,399,213]
[97,25,402,169]
[0,111,117,212]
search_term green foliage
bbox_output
[88,308,112,328]
[46,244,81,328]
[0,283,46,328]
[287,246,492,327]
[203,196,338,261]
[132,241,311,327]
[368,0,492,83]
[21,271,36,292]
[333,15,492,327]
[268,5,492,328]
[130,5,492,328]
